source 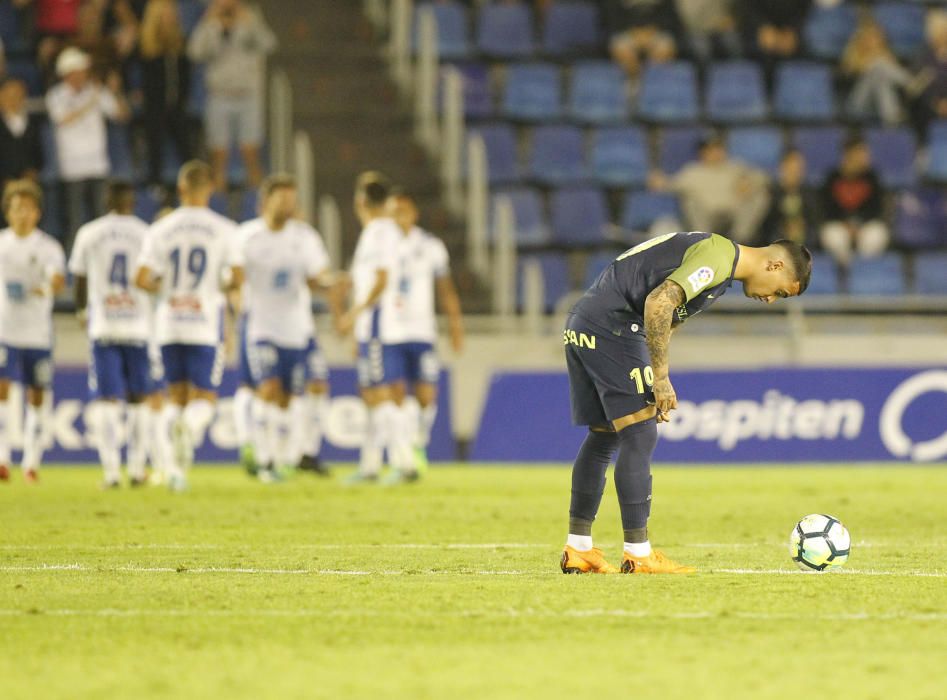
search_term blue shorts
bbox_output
[237,314,254,388]
[564,313,653,427]
[0,345,52,389]
[357,339,386,388]
[305,337,329,384]
[248,341,307,395]
[89,342,150,400]
[383,342,439,385]
[160,343,223,392]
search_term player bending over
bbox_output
[237,174,339,482]
[134,161,244,491]
[0,180,66,483]
[381,190,464,482]
[561,232,811,574]
[70,182,155,488]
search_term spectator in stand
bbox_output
[674,0,741,61]
[140,0,193,190]
[76,0,142,71]
[30,0,83,81]
[843,19,912,126]
[188,0,276,191]
[649,134,770,244]
[911,10,947,134]
[46,47,129,251]
[604,0,682,79]
[763,149,818,247]
[0,77,44,227]
[819,137,889,265]
[737,0,809,78]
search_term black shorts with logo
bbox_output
[563,313,654,427]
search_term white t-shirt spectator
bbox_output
[45,82,120,181]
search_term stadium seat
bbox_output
[502,63,562,122]
[658,126,705,174]
[241,190,261,222]
[806,253,842,295]
[792,126,845,186]
[107,125,135,180]
[583,251,616,288]
[477,2,535,58]
[924,123,947,182]
[872,2,925,60]
[620,191,681,232]
[803,3,858,60]
[636,61,699,124]
[527,125,587,186]
[517,252,571,312]
[893,188,947,249]
[490,187,550,247]
[914,252,947,294]
[5,60,43,96]
[847,254,907,296]
[188,64,207,117]
[568,61,629,125]
[549,186,609,247]
[467,124,520,184]
[727,126,784,177]
[39,123,59,183]
[133,187,164,223]
[865,127,917,189]
[414,1,471,59]
[177,0,206,35]
[773,62,835,122]
[208,192,228,216]
[589,126,649,188]
[443,63,492,119]
[0,2,17,46]
[705,61,768,123]
[541,1,600,56]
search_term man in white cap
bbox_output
[45,47,129,252]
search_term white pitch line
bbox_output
[0,542,886,551]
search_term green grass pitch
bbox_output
[1,464,946,699]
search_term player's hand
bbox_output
[449,322,464,353]
[653,377,677,423]
[335,310,355,336]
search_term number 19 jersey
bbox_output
[137,206,243,346]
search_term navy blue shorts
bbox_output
[383,342,439,385]
[89,342,150,400]
[0,345,52,389]
[248,340,307,395]
[161,343,223,392]
[564,314,654,427]
[237,314,254,388]
[304,336,328,384]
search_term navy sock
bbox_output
[568,430,618,534]
[614,419,658,536]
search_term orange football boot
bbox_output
[560,545,619,574]
[620,549,696,574]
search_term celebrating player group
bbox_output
[0,162,463,489]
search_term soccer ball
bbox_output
[789,514,851,572]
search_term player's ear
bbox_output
[766,259,785,272]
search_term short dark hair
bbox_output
[387,186,414,202]
[772,239,813,294]
[106,180,135,212]
[843,135,867,153]
[355,171,391,207]
[260,172,297,200]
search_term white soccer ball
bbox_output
[789,514,851,572]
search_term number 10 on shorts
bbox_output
[629,365,654,394]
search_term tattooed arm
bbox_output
[644,280,685,423]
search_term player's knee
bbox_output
[257,379,280,403]
[307,381,328,396]
[26,387,44,407]
[415,384,437,407]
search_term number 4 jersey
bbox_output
[137,206,243,346]
[68,213,152,344]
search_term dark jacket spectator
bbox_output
[737,0,810,64]
[764,150,818,247]
[0,77,43,226]
[604,0,683,77]
[912,11,947,132]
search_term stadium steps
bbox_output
[258,0,490,310]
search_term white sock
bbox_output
[252,397,272,466]
[41,391,54,449]
[402,397,420,448]
[269,403,291,468]
[161,403,184,479]
[390,403,416,473]
[419,403,437,447]
[288,397,306,466]
[233,386,254,448]
[151,404,175,477]
[375,400,402,470]
[359,404,384,476]
[305,392,328,457]
[183,399,214,448]
[567,534,594,552]
[624,541,652,557]
[126,403,148,480]
[96,402,122,482]
[0,397,10,465]
[21,403,44,472]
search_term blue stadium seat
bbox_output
[188,64,207,117]
[806,253,842,295]
[39,123,59,183]
[443,63,492,119]
[636,61,699,124]
[773,62,835,122]
[39,185,63,241]
[658,126,704,174]
[241,190,260,222]
[0,2,18,47]
[550,186,609,246]
[792,126,845,186]
[865,127,917,189]
[107,125,134,180]
[502,63,562,122]
[414,1,471,59]
[528,125,586,186]
[620,191,681,232]
[5,60,43,96]
[467,124,520,185]
[803,3,858,60]
[177,0,205,35]
[133,188,164,223]
[727,126,784,177]
[517,252,571,312]
[705,61,767,123]
[893,188,947,249]
[589,126,649,188]
[542,1,600,55]
[873,2,925,60]
[583,251,616,288]
[847,254,906,296]
[208,192,229,216]
[491,188,550,247]
[477,2,535,58]
[924,122,947,182]
[568,61,629,124]
[914,253,947,294]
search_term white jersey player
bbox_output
[0,180,66,483]
[135,161,244,490]
[68,183,154,488]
